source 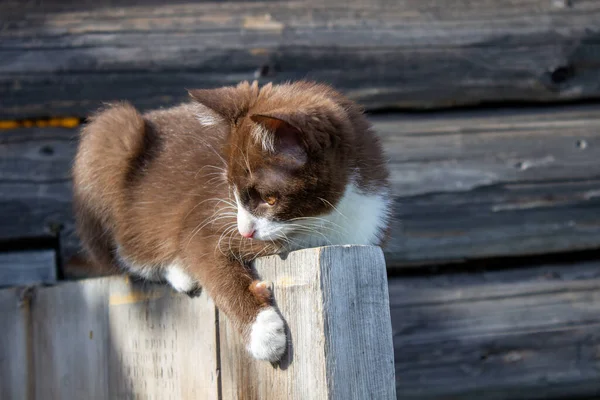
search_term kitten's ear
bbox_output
[188,87,242,122]
[251,114,307,168]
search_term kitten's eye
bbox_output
[264,195,277,206]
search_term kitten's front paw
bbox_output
[249,280,273,304]
[248,307,287,362]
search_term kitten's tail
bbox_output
[73,102,146,222]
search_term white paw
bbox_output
[164,263,196,293]
[248,307,287,362]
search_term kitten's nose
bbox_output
[241,230,255,239]
[237,207,255,238]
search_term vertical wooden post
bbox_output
[219,245,396,400]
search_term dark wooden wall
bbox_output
[2,0,600,117]
[2,1,600,399]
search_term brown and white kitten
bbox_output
[72,81,391,362]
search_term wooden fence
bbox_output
[0,245,396,400]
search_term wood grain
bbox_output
[2,104,600,269]
[219,245,396,400]
[381,104,600,266]
[390,260,600,399]
[0,127,77,271]
[5,248,600,398]
[0,288,30,400]
[32,278,110,399]
[30,277,219,399]
[0,250,56,287]
[107,279,219,400]
[2,247,393,399]
[1,0,600,117]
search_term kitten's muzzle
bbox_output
[237,202,258,239]
[241,229,255,239]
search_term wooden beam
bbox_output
[219,245,396,400]
[0,250,56,287]
[2,104,600,270]
[390,259,600,399]
[381,104,600,266]
[1,1,600,117]
[0,127,78,273]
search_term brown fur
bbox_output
[72,81,389,346]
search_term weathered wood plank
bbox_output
[0,250,56,287]
[381,105,600,266]
[1,1,600,117]
[391,260,600,399]
[6,247,600,399]
[219,245,396,400]
[0,288,30,400]
[32,279,110,399]
[31,277,219,399]
[106,279,219,400]
[0,127,79,272]
[2,104,600,269]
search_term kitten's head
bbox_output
[189,81,383,242]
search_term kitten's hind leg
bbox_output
[163,261,201,295]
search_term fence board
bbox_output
[106,280,219,400]
[391,260,600,399]
[32,279,110,399]
[1,1,600,117]
[0,250,56,287]
[381,105,600,266]
[219,245,396,400]
[0,288,29,400]
[31,277,219,400]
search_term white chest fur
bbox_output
[287,183,391,251]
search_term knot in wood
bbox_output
[549,65,574,85]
